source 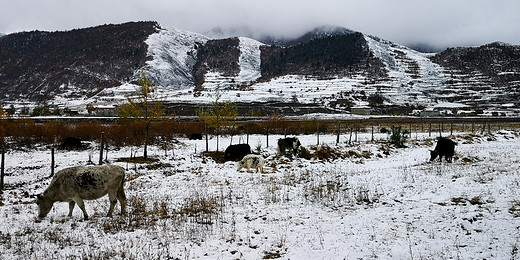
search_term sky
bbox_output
[1,0,519,50]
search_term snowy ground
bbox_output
[0,130,519,259]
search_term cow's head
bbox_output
[292,139,301,155]
[293,139,301,149]
[236,160,245,171]
[429,150,438,161]
[36,194,53,218]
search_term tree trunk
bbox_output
[205,124,209,152]
[0,150,4,191]
[144,123,149,158]
[99,132,104,165]
[216,128,220,151]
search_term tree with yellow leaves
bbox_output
[197,88,238,151]
[118,72,167,158]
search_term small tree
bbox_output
[31,105,51,116]
[118,72,167,158]
[368,93,385,107]
[390,125,409,148]
[197,88,238,151]
[6,105,15,117]
[86,104,95,115]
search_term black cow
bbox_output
[59,137,83,150]
[189,133,203,140]
[430,137,457,162]
[224,144,251,161]
[277,137,301,156]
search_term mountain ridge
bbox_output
[0,21,519,116]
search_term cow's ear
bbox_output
[36,194,43,200]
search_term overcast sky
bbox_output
[1,0,519,49]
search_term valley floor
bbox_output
[0,130,519,259]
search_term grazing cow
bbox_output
[189,133,203,140]
[36,165,126,220]
[277,137,301,156]
[237,154,265,173]
[430,137,457,163]
[224,143,251,161]
[59,137,83,150]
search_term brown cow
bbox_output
[36,165,126,220]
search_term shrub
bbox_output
[390,125,409,148]
[311,144,342,161]
[298,146,312,160]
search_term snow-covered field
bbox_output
[1,130,519,259]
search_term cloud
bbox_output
[1,0,519,49]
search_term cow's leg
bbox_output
[118,197,126,216]
[107,191,118,217]
[74,199,89,220]
[117,186,126,215]
[68,201,76,217]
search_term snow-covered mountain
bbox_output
[0,21,519,116]
[142,27,208,89]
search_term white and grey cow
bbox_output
[36,165,126,220]
[237,154,265,173]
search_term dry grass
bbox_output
[203,151,226,163]
[99,190,224,235]
[116,156,159,164]
[509,201,520,218]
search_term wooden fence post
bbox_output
[371,126,374,142]
[105,139,109,162]
[0,150,4,191]
[316,121,320,146]
[336,121,341,144]
[50,148,55,177]
[99,132,104,165]
[450,122,453,136]
[348,127,353,145]
[246,125,249,145]
[429,122,432,137]
[266,126,269,148]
